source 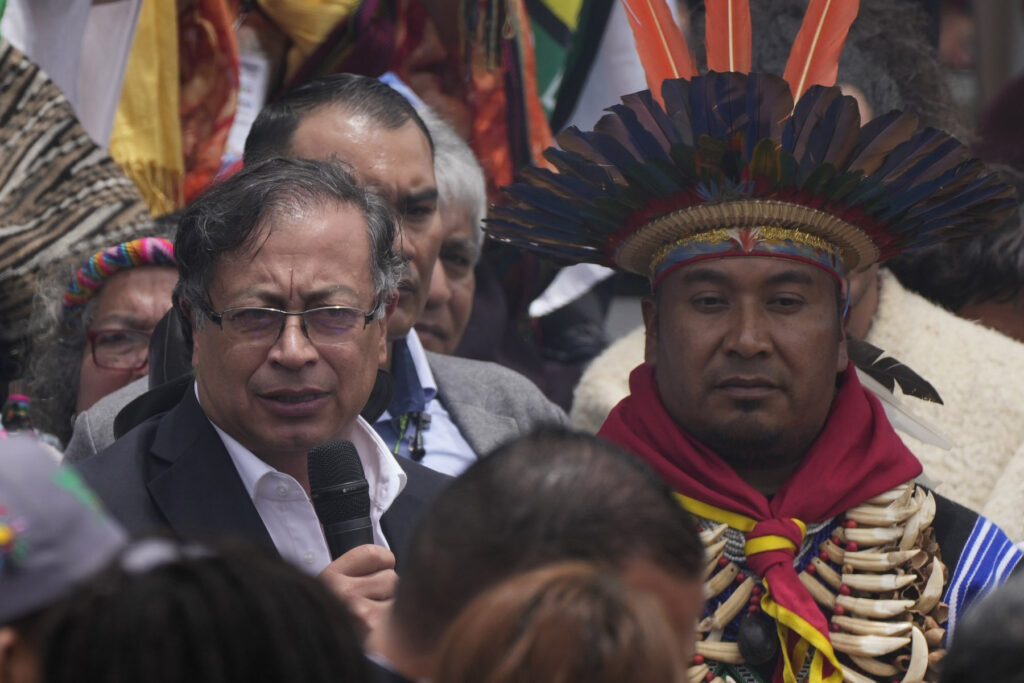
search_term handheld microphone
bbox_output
[307,440,374,559]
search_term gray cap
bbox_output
[0,435,127,622]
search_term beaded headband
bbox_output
[63,237,176,317]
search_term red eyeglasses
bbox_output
[86,329,152,370]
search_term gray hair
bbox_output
[173,156,403,333]
[418,108,487,254]
[24,275,92,444]
[24,216,178,445]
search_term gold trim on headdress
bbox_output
[615,200,880,277]
[650,226,840,274]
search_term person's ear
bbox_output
[642,295,659,366]
[836,330,849,374]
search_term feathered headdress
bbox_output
[488,0,1015,283]
[486,1,1015,681]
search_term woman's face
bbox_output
[76,266,178,412]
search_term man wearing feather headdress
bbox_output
[487,1,1022,681]
[571,0,1024,546]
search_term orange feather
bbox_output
[620,0,696,106]
[783,0,860,101]
[705,0,752,73]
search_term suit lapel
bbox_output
[381,456,452,566]
[427,352,518,457]
[146,387,275,551]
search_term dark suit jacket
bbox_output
[75,385,451,564]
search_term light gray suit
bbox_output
[64,377,148,463]
[66,355,567,464]
[425,351,567,458]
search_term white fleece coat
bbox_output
[570,270,1024,541]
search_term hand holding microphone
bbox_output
[309,440,396,641]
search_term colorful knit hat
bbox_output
[487,3,1016,284]
[62,237,176,317]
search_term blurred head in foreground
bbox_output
[383,427,704,678]
[0,436,126,683]
[434,561,688,683]
[41,539,370,683]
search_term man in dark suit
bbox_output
[77,156,450,639]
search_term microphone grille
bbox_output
[307,440,370,521]
[308,440,364,489]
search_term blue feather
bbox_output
[798,93,849,179]
[544,148,615,188]
[518,166,606,201]
[605,104,672,161]
[661,79,695,147]
[872,129,946,183]
[744,73,793,159]
[847,111,920,174]
[784,85,839,160]
[620,91,680,149]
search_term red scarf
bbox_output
[599,363,921,682]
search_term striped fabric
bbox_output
[0,39,151,341]
[945,516,1023,638]
[62,237,175,316]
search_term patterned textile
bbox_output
[278,0,553,200]
[0,39,151,342]
[109,0,184,215]
[256,0,360,84]
[653,226,846,285]
[179,0,239,203]
[944,516,1022,637]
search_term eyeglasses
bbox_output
[201,303,382,346]
[86,329,151,370]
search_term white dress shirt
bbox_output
[375,330,477,476]
[199,386,407,574]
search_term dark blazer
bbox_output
[75,385,451,563]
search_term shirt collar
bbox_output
[196,383,407,512]
[384,330,438,419]
[404,329,438,399]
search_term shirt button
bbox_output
[276,484,289,497]
[302,551,315,564]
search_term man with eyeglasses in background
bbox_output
[76,156,451,643]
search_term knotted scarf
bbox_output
[599,363,922,683]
